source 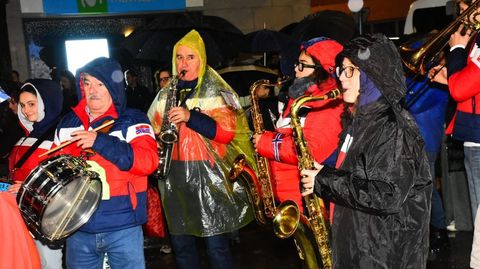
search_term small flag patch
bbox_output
[135,125,151,134]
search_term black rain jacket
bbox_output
[315,34,432,269]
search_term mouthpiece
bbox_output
[326,89,341,99]
[179,70,187,77]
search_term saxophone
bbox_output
[229,79,281,225]
[273,89,341,269]
[155,70,186,180]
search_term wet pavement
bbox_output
[144,222,473,269]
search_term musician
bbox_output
[301,34,432,268]
[253,37,344,212]
[429,0,480,266]
[7,79,64,269]
[53,57,158,268]
[147,30,254,269]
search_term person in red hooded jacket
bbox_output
[253,36,344,214]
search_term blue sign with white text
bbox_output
[43,0,185,15]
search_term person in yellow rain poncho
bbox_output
[147,30,254,269]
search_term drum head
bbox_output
[41,174,102,240]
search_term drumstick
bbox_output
[39,120,115,157]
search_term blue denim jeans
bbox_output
[464,146,480,221]
[170,233,232,269]
[66,225,145,269]
[427,151,446,229]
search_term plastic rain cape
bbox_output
[147,30,255,236]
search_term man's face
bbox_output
[175,45,200,81]
[83,75,113,118]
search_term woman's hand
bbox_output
[300,162,323,196]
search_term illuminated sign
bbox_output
[43,0,186,15]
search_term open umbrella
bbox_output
[291,10,356,45]
[121,12,245,68]
[277,10,356,77]
[243,29,296,67]
[245,29,295,53]
[217,65,280,97]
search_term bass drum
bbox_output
[17,154,102,243]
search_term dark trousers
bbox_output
[170,233,233,269]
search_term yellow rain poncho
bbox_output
[147,30,254,236]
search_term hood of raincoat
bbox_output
[75,57,126,115]
[172,30,207,88]
[18,79,63,136]
[337,33,406,111]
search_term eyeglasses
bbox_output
[294,62,319,72]
[159,77,171,82]
[335,66,358,78]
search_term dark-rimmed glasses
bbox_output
[159,76,171,82]
[294,62,318,72]
[335,66,358,78]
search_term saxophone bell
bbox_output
[159,130,178,144]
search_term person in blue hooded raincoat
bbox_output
[53,57,158,268]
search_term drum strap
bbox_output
[13,124,58,170]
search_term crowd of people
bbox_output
[1,1,480,268]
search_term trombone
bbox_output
[399,1,480,108]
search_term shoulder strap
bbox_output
[14,124,58,169]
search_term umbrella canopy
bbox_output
[278,10,356,77]
[291,10,356,45]
[217,65,280,97]
[244,29,295,53]
[121,12,245,68]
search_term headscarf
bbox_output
[18,79,63,136]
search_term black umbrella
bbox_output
[244,29,295,53]
[279,22,299,36]
[277,10,356,77]
[217,65,280,97]
[291,10,356,45]
[121,12,245,68]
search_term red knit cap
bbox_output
[301,37,343,74]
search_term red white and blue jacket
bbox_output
[54,58,158,233]
[9,79,63,182]
[446,34,480,142]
